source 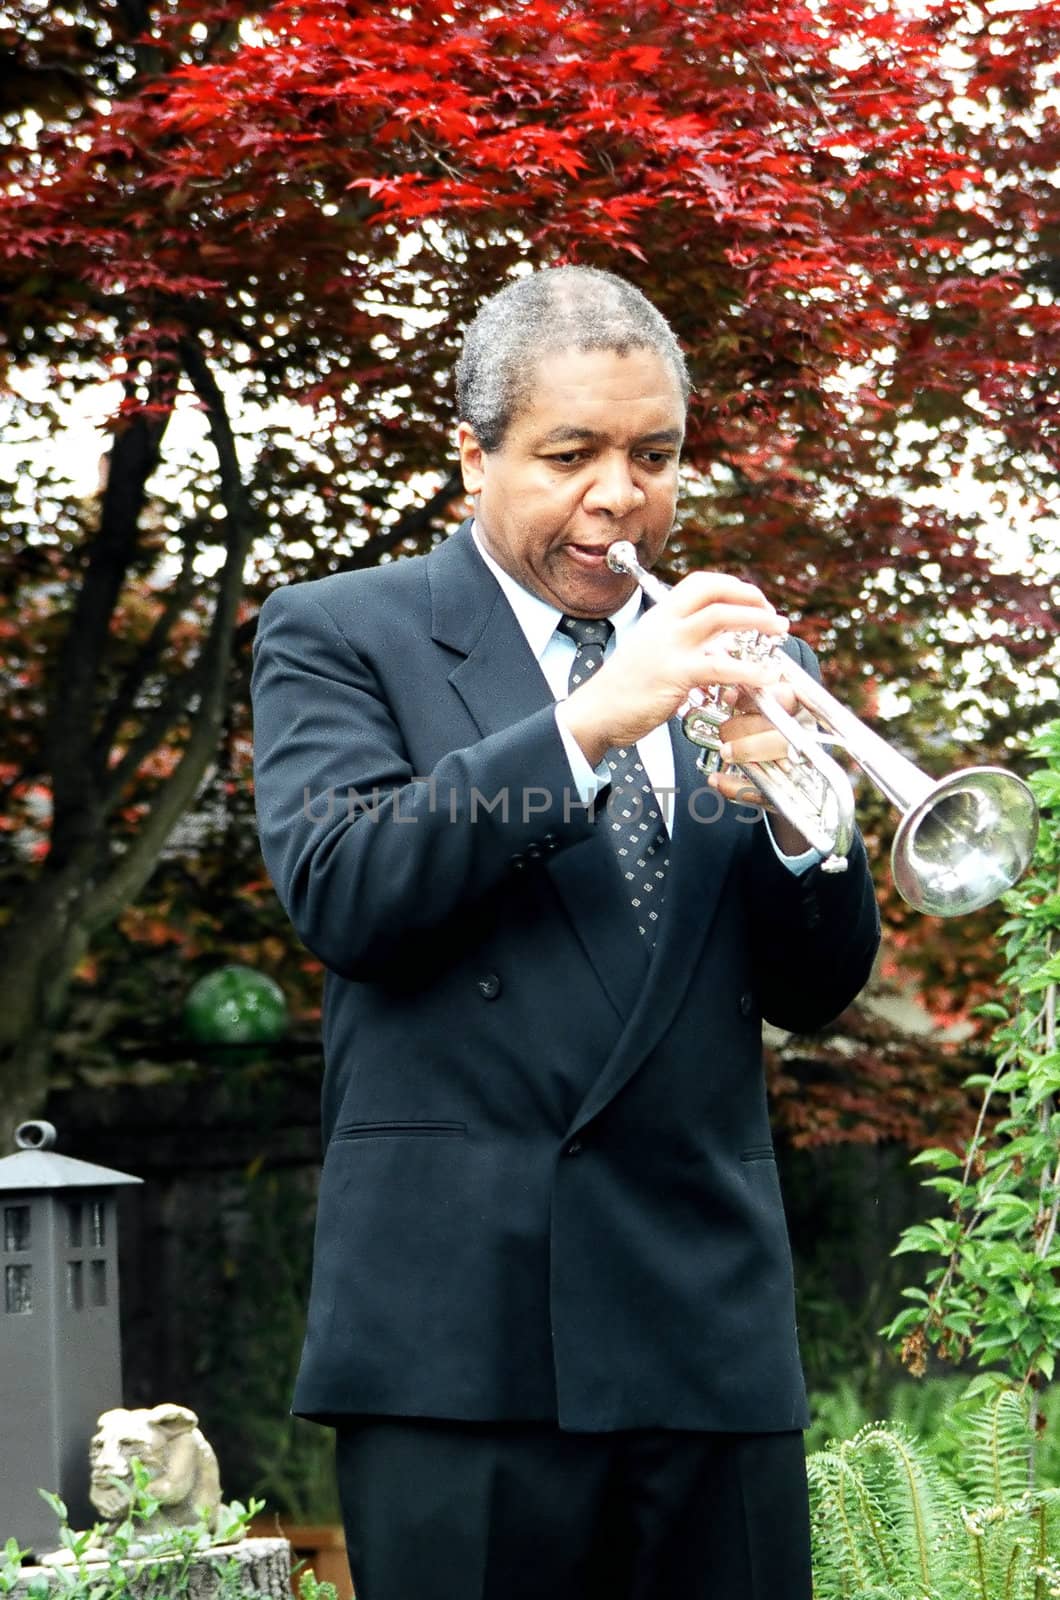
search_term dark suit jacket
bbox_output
[251,521,880,1433]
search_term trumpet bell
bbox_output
[892,768,1040,917]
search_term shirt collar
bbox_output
[471,522,644,662]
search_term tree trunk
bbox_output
[0,860,92,1139]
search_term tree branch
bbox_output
[346,467,462,570]
[100,648,213,808]
[47,393,171,851]
[85,334,254,927]
[94,521,201,772]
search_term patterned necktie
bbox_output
[557,614,670,945]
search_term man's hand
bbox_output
[556,571,788,768]
[706,684,816,855]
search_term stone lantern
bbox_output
[0,1121,142,1557]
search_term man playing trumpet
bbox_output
[252,264,881,1599]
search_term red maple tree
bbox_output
[0,0,1056,1136]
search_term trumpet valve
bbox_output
[682,702,727,750]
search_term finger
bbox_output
[689,649,784,692]
[716,713,775,742]
[666,571,779,621]
[681,604,789,648]
[724,683,802,720]
[706,771,775,812]
[720,731,794,766]
[718,705,802,743]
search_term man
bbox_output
[251,266,880,1600]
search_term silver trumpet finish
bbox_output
[605,540,1040,917]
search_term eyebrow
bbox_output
[537,426,684,447]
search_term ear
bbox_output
[457,422,487,496]
[147,1403,198,1434]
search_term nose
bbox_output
[582,453,645,518]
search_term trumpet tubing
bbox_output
[605,540,1039,917]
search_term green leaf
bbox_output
[911,1146,964,1169]
[922,1176,967,1200]
[37,1489,67,1520]
[961,1372,1008,1399]
[879,1307,924,1339]
[979,1193,1036,1220]
[892,1225,950,1257]
[1023,955,1060,992]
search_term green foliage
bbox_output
[27,1459,265,1600]
[883,720,1060,1406]
[810,1377,1060,1497]
[809,1423,955,1598]
[809,1390,1060,1600]
[0,1541,30,1597]
[294,1576,339,1600]
[812,726,1060,1591]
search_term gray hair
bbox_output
[456,265,690,451]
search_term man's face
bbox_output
[458,345,685,618]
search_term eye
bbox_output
[637,450,676,469]
[545,451,587,468]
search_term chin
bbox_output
[91,1484,131,1518]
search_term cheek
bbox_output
[533,474,597,529]
[480,469,594,563]
[646,467,679,503]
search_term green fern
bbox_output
[808,1447,901,1599]
[856,1425,955,1591]
[952,1386,1035,1506]
[810,1392,1060,1600]
[810,1424,955,1598]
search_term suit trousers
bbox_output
[334,1417,812,1600]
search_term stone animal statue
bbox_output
[89,1403,222,1534]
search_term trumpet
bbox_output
[605,540,1039,917]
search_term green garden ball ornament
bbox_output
[183,965,288,1045]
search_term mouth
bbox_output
[565,541,631,569]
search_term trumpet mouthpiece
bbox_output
[606,540,639,576]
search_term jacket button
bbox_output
[510,854,525,870]
[564,1138,583,1157]
[477,973,502,1000]
[738,992,755,1019]
[525,843,542,862]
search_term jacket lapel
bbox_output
[429,523,553,736]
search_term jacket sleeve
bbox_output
[251,582,597,980]
[744,633,880,1032]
